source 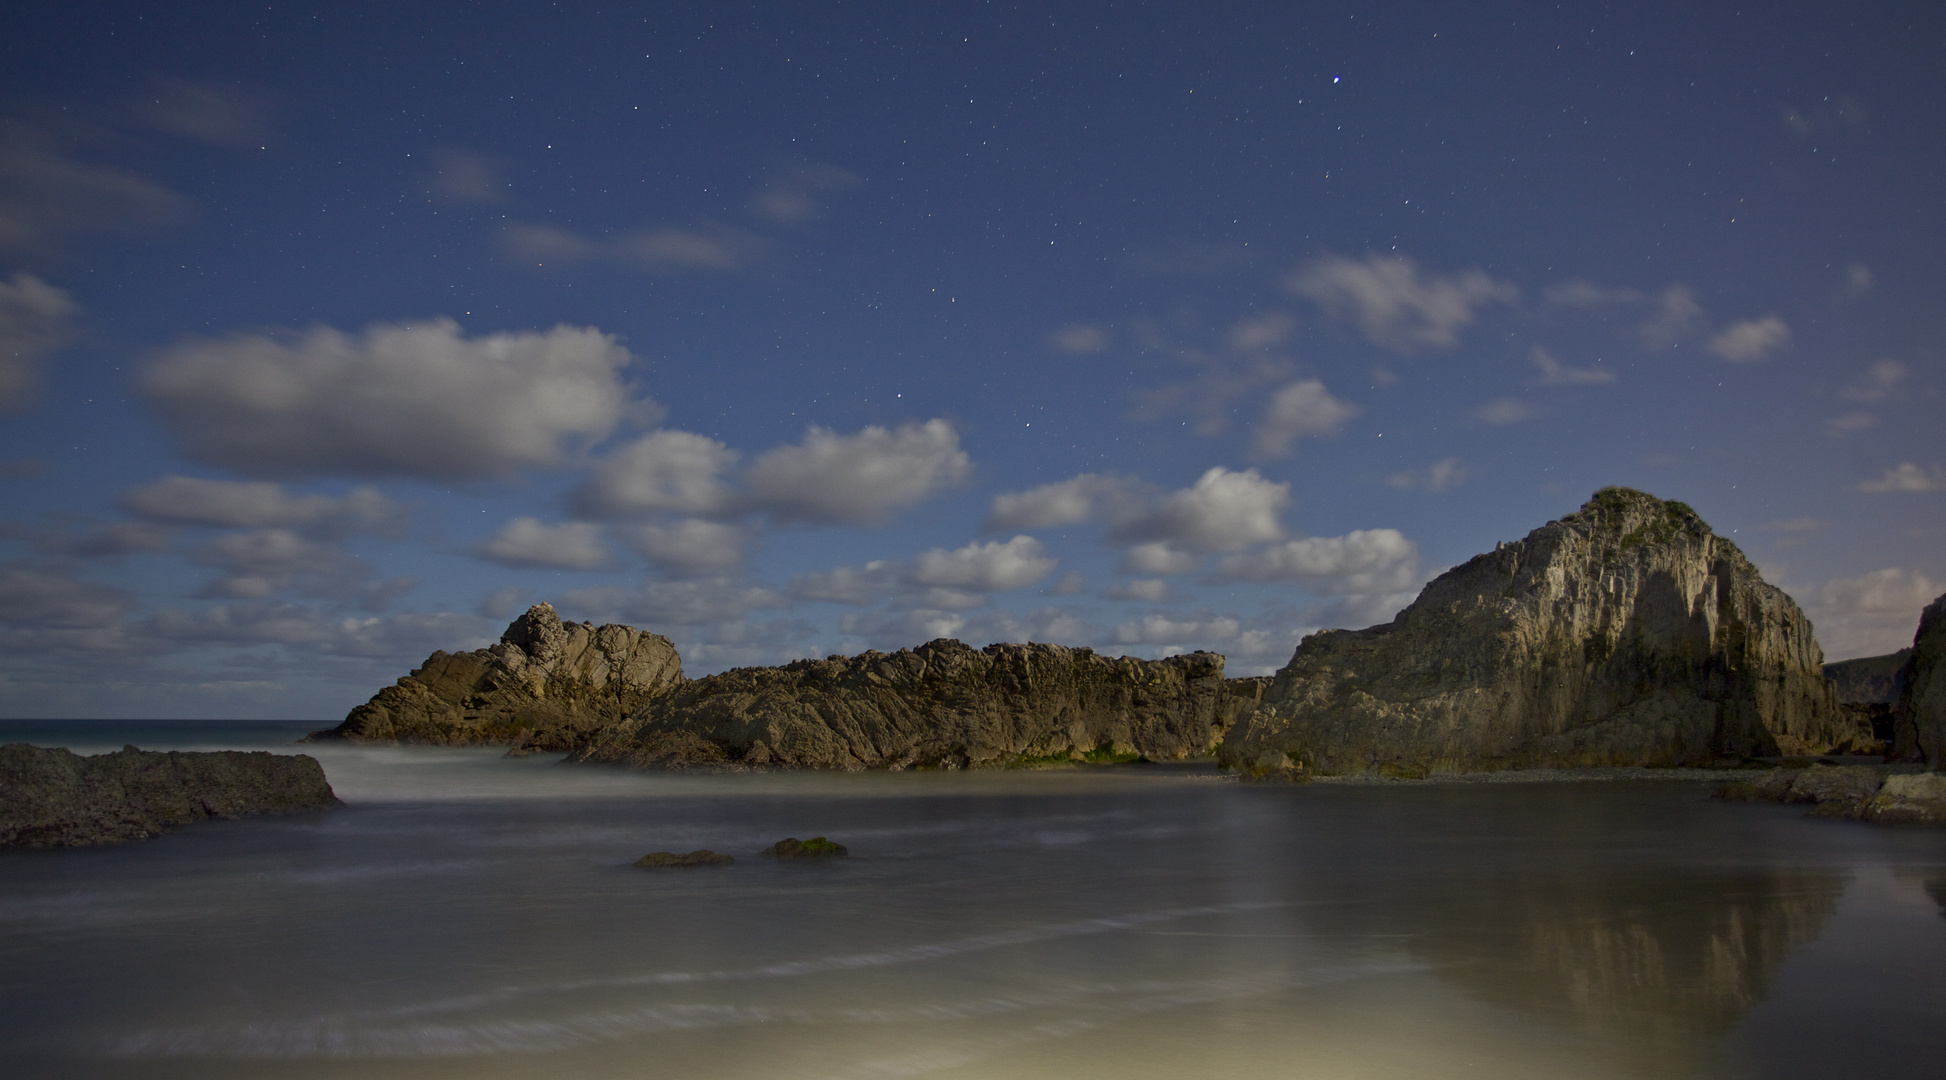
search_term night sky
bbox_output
[2,1,1941,718]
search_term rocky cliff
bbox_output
[1221,488,1864,778]
[1897,592,1946,768]
[1825,649,1911,703]
[0,744,339,847]
[569,638,1239,770]
[309,603,683,747]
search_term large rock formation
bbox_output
[310,603,683,747]
[570,639,1242,770]
[1896,592,1946,768]
[1825,649,1911,703]
[0,744,339,847]
[1221,488,1865,778]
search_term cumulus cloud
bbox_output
[1476,399,1535,425]
[1825,412,1877,436]
[1113,613,1240,645]
[1212,529,1420,592]
[1530,347,1614,385]
[142,318,648,480]
[0,273,79,409]
[1109,467,1288,557]
[1120,542,1199,575]
[839,607,969,644]
[143,602,486,659]
[1708,316,1791,362]
[1859,463,1946,493]
[0,121,189,256]
[36,521,175,558]
[1387,457,1466,492]
[425,149,508,203]
[1639,285,1705,348]
[748,162,861,224]
[986,473,1149,531]
[1104,578,1172,602]
[1842,360,1905,403]
[1287,253,1517,351]
[0,560,136,629]
[792,536,1056,608]
[190,528,379,599]
[503,223,763,271]
[1250,379,1359,458]
[1804,567,1941,659]
[1049,323,1111,353]
[475,518,610,571]
[122,476,404,536]
[1227,312,1297,350]
[560,578,788,630]
[617,519,750,575]
[574,430,737,518]
[136,79,272,146]
[743,419,971,525]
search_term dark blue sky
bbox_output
[2,1,1941,717]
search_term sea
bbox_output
[2,718,1943,1080]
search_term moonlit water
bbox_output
[2,722,1944,1079]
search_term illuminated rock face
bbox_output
[1222,488,1864,777]
[570,639,1247,771]
[312,603,684,748]
[1895,592,1946,769]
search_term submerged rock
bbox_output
[634,849,733,868]
[764,837,848,858]
[0,743,339,848]
[569,639,1236,770]
[1222,488,1866,778]
[310,603,683,748]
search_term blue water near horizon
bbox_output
[3,719,1945,1078]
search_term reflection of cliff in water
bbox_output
[1318,867,1844,1040]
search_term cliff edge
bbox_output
[1221,488,1864,778]
[1895,592,1946,768]
[309,603,683,747]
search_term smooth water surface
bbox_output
[2,721,1943,1079]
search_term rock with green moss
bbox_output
[1222,488,1865,779]
[308,603,684,749]
[569,639,1234,770]
[763,836,848,858]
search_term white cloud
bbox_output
[792,536,1055,607]
[137,79,272,146]
[1047,571,1087,596]
[559,578,787,629]
[1543,280,1643,308]
[1859,463,1946,493]
[1847,264,1873,295]
[192,528,376,599]
[1804,567,1942,660]
[1120,542,1201,575]
[986,473,1148,531]
[1841,360,1905,403]
[1113,613,1240,645]
[0,273,79,409]
[1476,398,1535,425]
[425,149,507,203]
[122,476,403,536]
[502,223,763,271]
[618,519,748,575]
[1824,412,1877,435]
[1287,253,1517,351]
[0,560,136,629]
[143,602,487,659]
[743,419,971,525]
[1227,312,1296,350]
[1104,578,1172,602]
[1212,529,1420,593]
[1708,316,1791,362]
[792,560,902,604]
[1387,457,1467,492]
[839,607,968,644]
[1530,347,1615,385]
[0,121,189,256]
[1109,467,1289,554]
[956,606,1096,647]
[1639,285,1704,348]
[748,163,861,224]
[573,430,737,518]
[1049,323,1111,353]
[1250,379,1359,458]
[142,318,647,480]
[475,518,609,571]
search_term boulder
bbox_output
[0,743,339,847]
[634,849,733,868]
[309,603,684,748]
[1895,592,1946,769]
[1221,488,1864,778]
[1863,774,1946,825]
[763,837,847,858]
[569,639,1234,770]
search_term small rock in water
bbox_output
[763,836,848,859]
[634,849,733,868]
[1861,773,1946,825]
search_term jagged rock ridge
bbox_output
[1,744,339,848]
[571,638,1250,770]
[1221,488,1866,777]
[310,603,683,748]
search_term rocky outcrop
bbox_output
[1222,488,1866,778]
[570,639,1234,770]
[0,744,339,847]
[1825,649,1911,703]
[310,603,684,748]
[1712,764,1946,825]
[1895,592,1946,768]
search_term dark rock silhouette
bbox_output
[0,743,339,847]
[1222,488,1866,778]
[634,849,733,868]
[1894,592,1946,768]
[310,603,683,748]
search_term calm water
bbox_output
[2,721,1943,1079]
